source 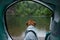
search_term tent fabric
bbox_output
[0,0,16,40]
[0,0,60,40]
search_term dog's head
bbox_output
[26,19,36,26]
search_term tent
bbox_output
[0,0,60,40]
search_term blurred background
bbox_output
[6,1,52,40]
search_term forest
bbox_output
[6,1,52,36]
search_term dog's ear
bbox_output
[34,22,36,26]
[26,22,28,26]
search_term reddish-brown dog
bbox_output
[26,19,36,26]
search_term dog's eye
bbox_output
[6,1,52,40]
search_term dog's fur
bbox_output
[26,19,36,26]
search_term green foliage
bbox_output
[6,1,52,36]
[14,1,52,17]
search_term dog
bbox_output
[26,19,36,26]
[24,19,38,40]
